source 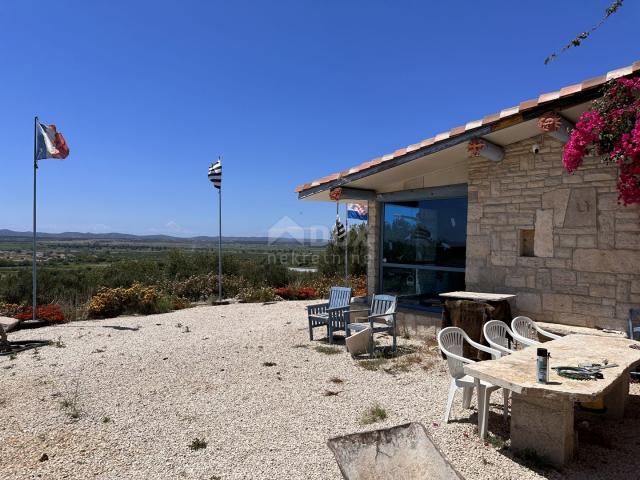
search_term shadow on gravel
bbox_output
[0,340,50,356]
[102,325,140,331]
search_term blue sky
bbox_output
[0,1,638,237]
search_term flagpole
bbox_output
[344,202,348,287]
[218,159,222,303]
[32,116,38,321]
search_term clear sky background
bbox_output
[1,1,638,238]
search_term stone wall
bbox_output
[466,136,640,331]
[366,200,380,297]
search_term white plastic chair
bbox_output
[438,327,509,439]
[511,316,562,346]
[483,320,517,355]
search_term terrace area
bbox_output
[2,301,640,479]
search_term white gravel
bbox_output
[2,301,640,479]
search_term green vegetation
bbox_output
[0,232,367,320]
[360,404,387,425]
[314,346,342,355]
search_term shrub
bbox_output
[10,304,66,323]
[163,273,248,301]
[87,283,172,319]
[274,287,319,300]
[237,286,279,303]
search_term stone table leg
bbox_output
[510,393,575,467]
[602,374,629,419]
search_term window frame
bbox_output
[378,184,468,312]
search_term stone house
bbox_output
[296,62,640,332]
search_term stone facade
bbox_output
[366,200,380,297]
[466,136,640,331]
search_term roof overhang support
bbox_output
[537,112,575,143]
[467,137,505,162]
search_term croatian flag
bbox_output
[347,203,368,221]
[36,121,70,160]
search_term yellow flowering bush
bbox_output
[87,283,172,319]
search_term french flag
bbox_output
[36,121,70,160]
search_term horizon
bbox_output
[1,1,638,236]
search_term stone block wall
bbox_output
[466,136,640,331]
[366,200,380,297]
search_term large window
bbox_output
[381,196,467,309]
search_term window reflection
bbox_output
[381,197,467,308]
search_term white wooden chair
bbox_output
[438,327,509,439]
[511,316,561,346]
[483,320,517,355]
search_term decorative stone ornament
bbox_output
[467,138,505,162]
[537,112,563,133]
[467,138,486,157]
[329,187,342,201]
[538,111,574,143]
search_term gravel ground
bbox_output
[2,301,640,479]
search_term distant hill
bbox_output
[0,229,327,246]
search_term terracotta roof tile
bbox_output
[297,61,639,194]
[482,112,501,124]
[607,66,633,80]
[559,83,583,96]
[518,98,539,111]
[450,125,466,136]
[465,119,483,130]
[538,91,560,103]
[582,75,607,90]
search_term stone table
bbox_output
[464,334,640,466]
[439,291,516,302]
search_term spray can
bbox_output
[537,348,550,383]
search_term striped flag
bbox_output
[335,216,346,240]
[35,121,69,160]
[208,158,222,189]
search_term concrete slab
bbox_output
[328,422,462,480]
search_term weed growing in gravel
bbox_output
[485,433,507,450]
[9,353,16,360]
[360,404,387,425]
[51,337,66,348]
[262,361,277,367]
[60,378,81,419]
[102,416,111,424]
[189,438,207,450]
[314,346,341,355]
[357,358,388,371]
[329,377,343,384]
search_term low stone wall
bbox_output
[466,136,640,331]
